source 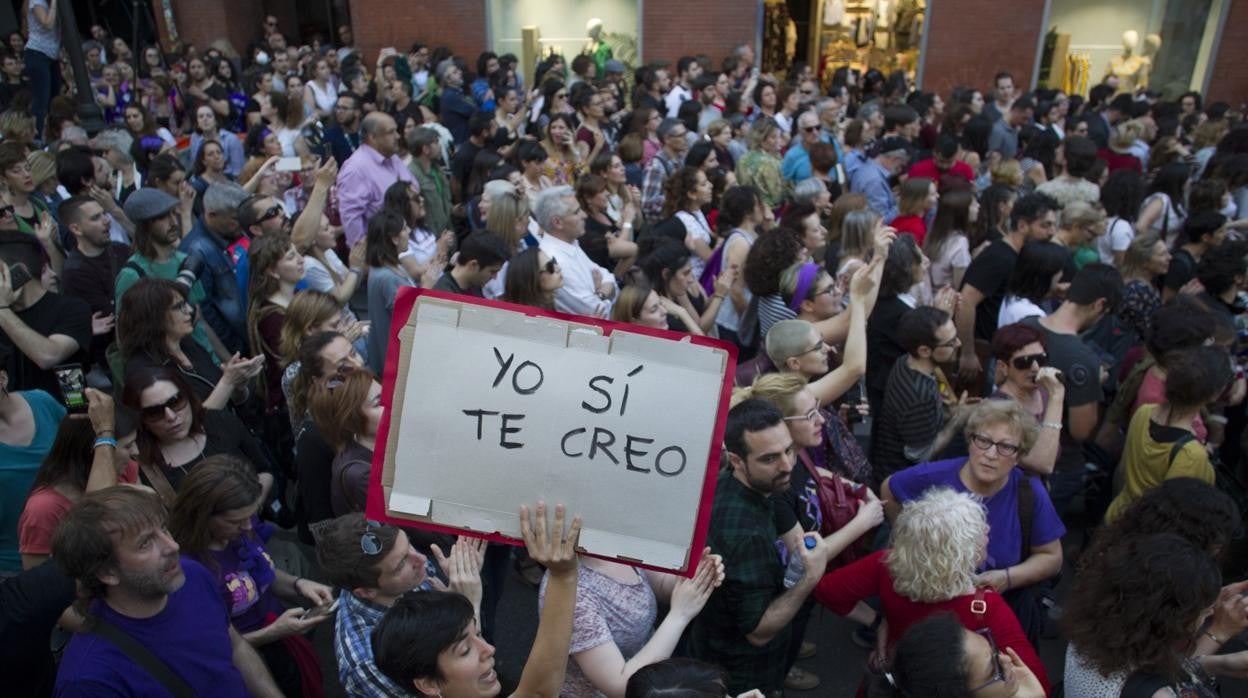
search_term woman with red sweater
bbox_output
[813,487,1051,695]
[889,177,938,245]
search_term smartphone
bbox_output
[7,262,31,291]
[301,599,339,620]
[55,364,88,414]
[276,156,302,172]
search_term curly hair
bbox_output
[744,228,803,296]
[661,166,703,219]
[886,488,986,602]
[1082,478,1240,569]
[1063,533,1220,679]
[963,399,1040,454]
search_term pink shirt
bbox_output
[338,143,416,246]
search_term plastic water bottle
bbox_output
[783,536,819,588]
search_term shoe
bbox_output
[798,641,816,659]
[783,666,820,691]
[852,626,876,650]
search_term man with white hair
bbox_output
[781,110,822,184]
[535,186,616,317]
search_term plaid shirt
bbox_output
[641,148,683,222]
[334,591,409,698]
[688,471,788,695]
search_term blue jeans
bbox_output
[23,49,60,135]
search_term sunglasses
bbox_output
[0,205,14,218]
[360,520,383,555]
[802,125,820,132]
[542,258,560,274]
[255,205,286,225]
[1010,352,1048,370]
[141,391,188,422]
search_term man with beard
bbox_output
[113,188,222,358]
[60,195,130,373]
[688,398,835,696]
[52,487,281,696]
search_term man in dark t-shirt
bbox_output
[448,111,496,203]
[0,232,93,401]
[956,193,1059,390]
[1164,212,1227,297]
[60,196,130,372]
[432,231,507,297]
[1022,262,1123,515]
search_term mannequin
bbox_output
[1105,30,1146,94]
[1138,33,1162,90]
[584,18,613,74]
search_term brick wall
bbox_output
[920,0,1046,96]
[350,0,486,68]
[641,0,757,66]
[169,0,262,59]
[1207,0,1248,106]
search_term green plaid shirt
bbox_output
[689,470,788,695]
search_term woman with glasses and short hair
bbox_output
[889,612,1047,697]
[988,322,1066,476]
[881,400,1065,647]
[814,487,1051,696]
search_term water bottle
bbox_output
[783,535,819,588]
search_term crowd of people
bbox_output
[2,5,1248,698]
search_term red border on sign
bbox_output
[364,287,739,576]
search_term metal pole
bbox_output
[133,0,142,77]
[57,0,107,134]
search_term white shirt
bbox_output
[665,84,692,118]
[998,296,1046,327]
[675,210,713,279]
[1096,217,1134,265]
[540,233,617,317]
[303,249,348,294]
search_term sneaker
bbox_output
[851,626,876,650]
[798,640,816,659]
[783,666,820,691]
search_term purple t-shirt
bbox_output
[55,557,249,698]
[887,458,1066,570]
[211,518,283,634]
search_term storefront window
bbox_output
[1040,0,1228,98]
[763,0,927,88]
[486,0,639,84]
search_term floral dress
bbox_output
[735,150,785,209]
[1119,279,1161,340]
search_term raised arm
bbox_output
[512,503,583,698]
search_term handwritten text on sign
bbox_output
[384,298,727,569]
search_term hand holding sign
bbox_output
[520,502,582,579]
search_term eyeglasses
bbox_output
[796,340,826,356]
[360,520,384,555]
[1010,352,1048,370]
[255,205,286,225]
[783,408,822,423]
[934,336,961,348]
[542,258,560,274]
[969,433,1021,458]
[969,628,1007,693]
[140,391,188,422]
[170,300,193,316]
[667,130,688,139]
[811,284,836,298]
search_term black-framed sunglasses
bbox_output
[969,628,1007,693]
[542,258,560,274]
[361,520,383,555]
[802,124,820,132]
[140,391,188,422]
[255,205,286,225]
[1010,352,1047,370]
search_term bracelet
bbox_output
[1041,421,1062,430]
[293,577,304,593]
[93,437,117,449]
[712,294,726,301]
[1205,630,1224,645]
[1004,567,1012,590]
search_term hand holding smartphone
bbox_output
[300,599,339,620]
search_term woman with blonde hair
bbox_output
[1118,232,1171,339]
[277,290,365,428]
[881,399,1065,645]
[813,488,1051,695]
[1052,200,1107,269]
[734,117,786,209]
[1100,120,1145,175]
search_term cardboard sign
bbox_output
[367,289,737,574]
